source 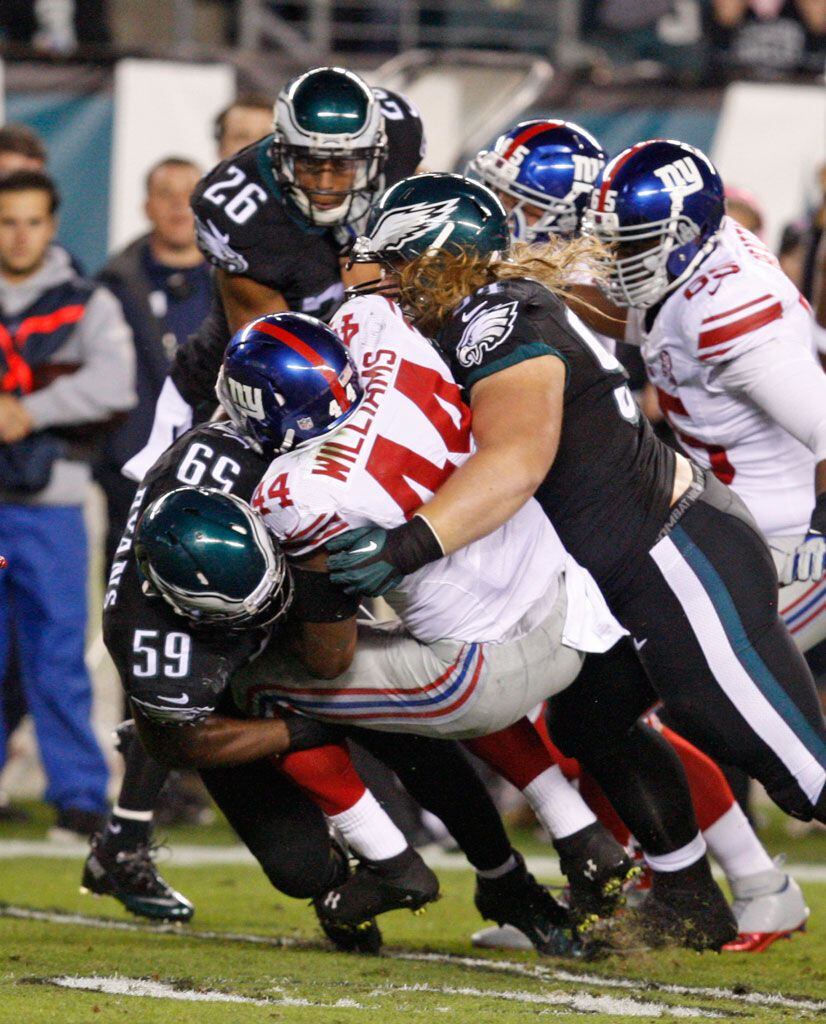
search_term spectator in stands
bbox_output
[96,157,210,569]
[0,0,111,54]
[0,124,48,174]
[213,94,273,161]
[0,170,135,840]
[709,0,826,76]
[724,184,765,238]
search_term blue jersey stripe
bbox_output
[670,524,826,762]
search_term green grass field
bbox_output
[1,805,824,1023]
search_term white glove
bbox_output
[775,531,826,586]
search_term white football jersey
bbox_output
[253,295,618,650]
[630,217,817,537]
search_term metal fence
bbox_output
[232,1,583,65]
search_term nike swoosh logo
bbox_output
[108,822,122,834]
[157,693,190,705]
[351,541,378,556]
[632,637,647,652]
[461,305,482,322]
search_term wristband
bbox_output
[810,491,826,535]
[385,514,444,576]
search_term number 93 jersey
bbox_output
[103,422,272,724]
[436,278,676,604]
[628,217,817,538]
[252,294,568,647]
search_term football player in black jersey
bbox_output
[124,66,425,481]
[326,172,826,947]
[87,65,425,924]
[88,418,580,956]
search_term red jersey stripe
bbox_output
[655,386,688,419]
[503,121,562,160]
[700,294,772,326]
[698,301,782,349]
[255,320,351,413]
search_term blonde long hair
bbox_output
[397,236,610,337]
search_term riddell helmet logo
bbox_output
[227,377,265,420]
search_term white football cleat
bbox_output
[471,923,534,951]
[722,860,809,953]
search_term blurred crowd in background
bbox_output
[0,2,823,82]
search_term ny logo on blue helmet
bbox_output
[583,139,724,308]
[469,119,606,243]
[217,312,363,455]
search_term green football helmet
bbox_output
[350,172,510,267]
[135,487,292,630]
[271,66,386,226]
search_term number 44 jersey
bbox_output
[254,295,621,652]
[103,422,271,723]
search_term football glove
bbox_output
[777,530,826,586]
[326,516,443,597]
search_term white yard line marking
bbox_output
[4,905,823,1015]
[42,974,719,1017]
[368,982,718,1017]
[2,838,826,882]
[47,975,364,1009]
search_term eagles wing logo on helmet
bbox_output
[456,300,519,368]
[195,216,249,274]
[366,197,462,256]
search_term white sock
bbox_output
[522,765,597,840]
[703,802,773,881]
[644,832,707,872]
[327,790,408,862]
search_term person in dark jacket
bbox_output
[96,157,210,569]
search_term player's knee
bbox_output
[765,774,822,824]
[258,841,346,899]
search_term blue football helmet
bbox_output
[135,487,292,629]
[583,139,725,308]
[468,119,606,242]
[217,312,363,455]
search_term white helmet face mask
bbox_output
[583,210,709,309]
[469,150,580,242]
[272,76,386,227]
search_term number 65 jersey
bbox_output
[103,422,271,723]
[254,295,621,652]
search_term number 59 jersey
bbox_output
[103,422,271,723]
[632,217,816,537]
[254,295,608,648]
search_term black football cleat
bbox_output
[313,846,439,930]
[314,908,384,955]
[555,823,639,934]
[475,849,582,958]
[80,832,194,922]
[624,857,738,952]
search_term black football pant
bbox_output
[137,728,512,899]
[551,470,826,824]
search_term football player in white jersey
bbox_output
[220,308,733,943]
[469,124,810,953]
[584,139,826,655]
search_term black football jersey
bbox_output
[178,88,423,415]
[103,422,272,724]
[436,278,676,602]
